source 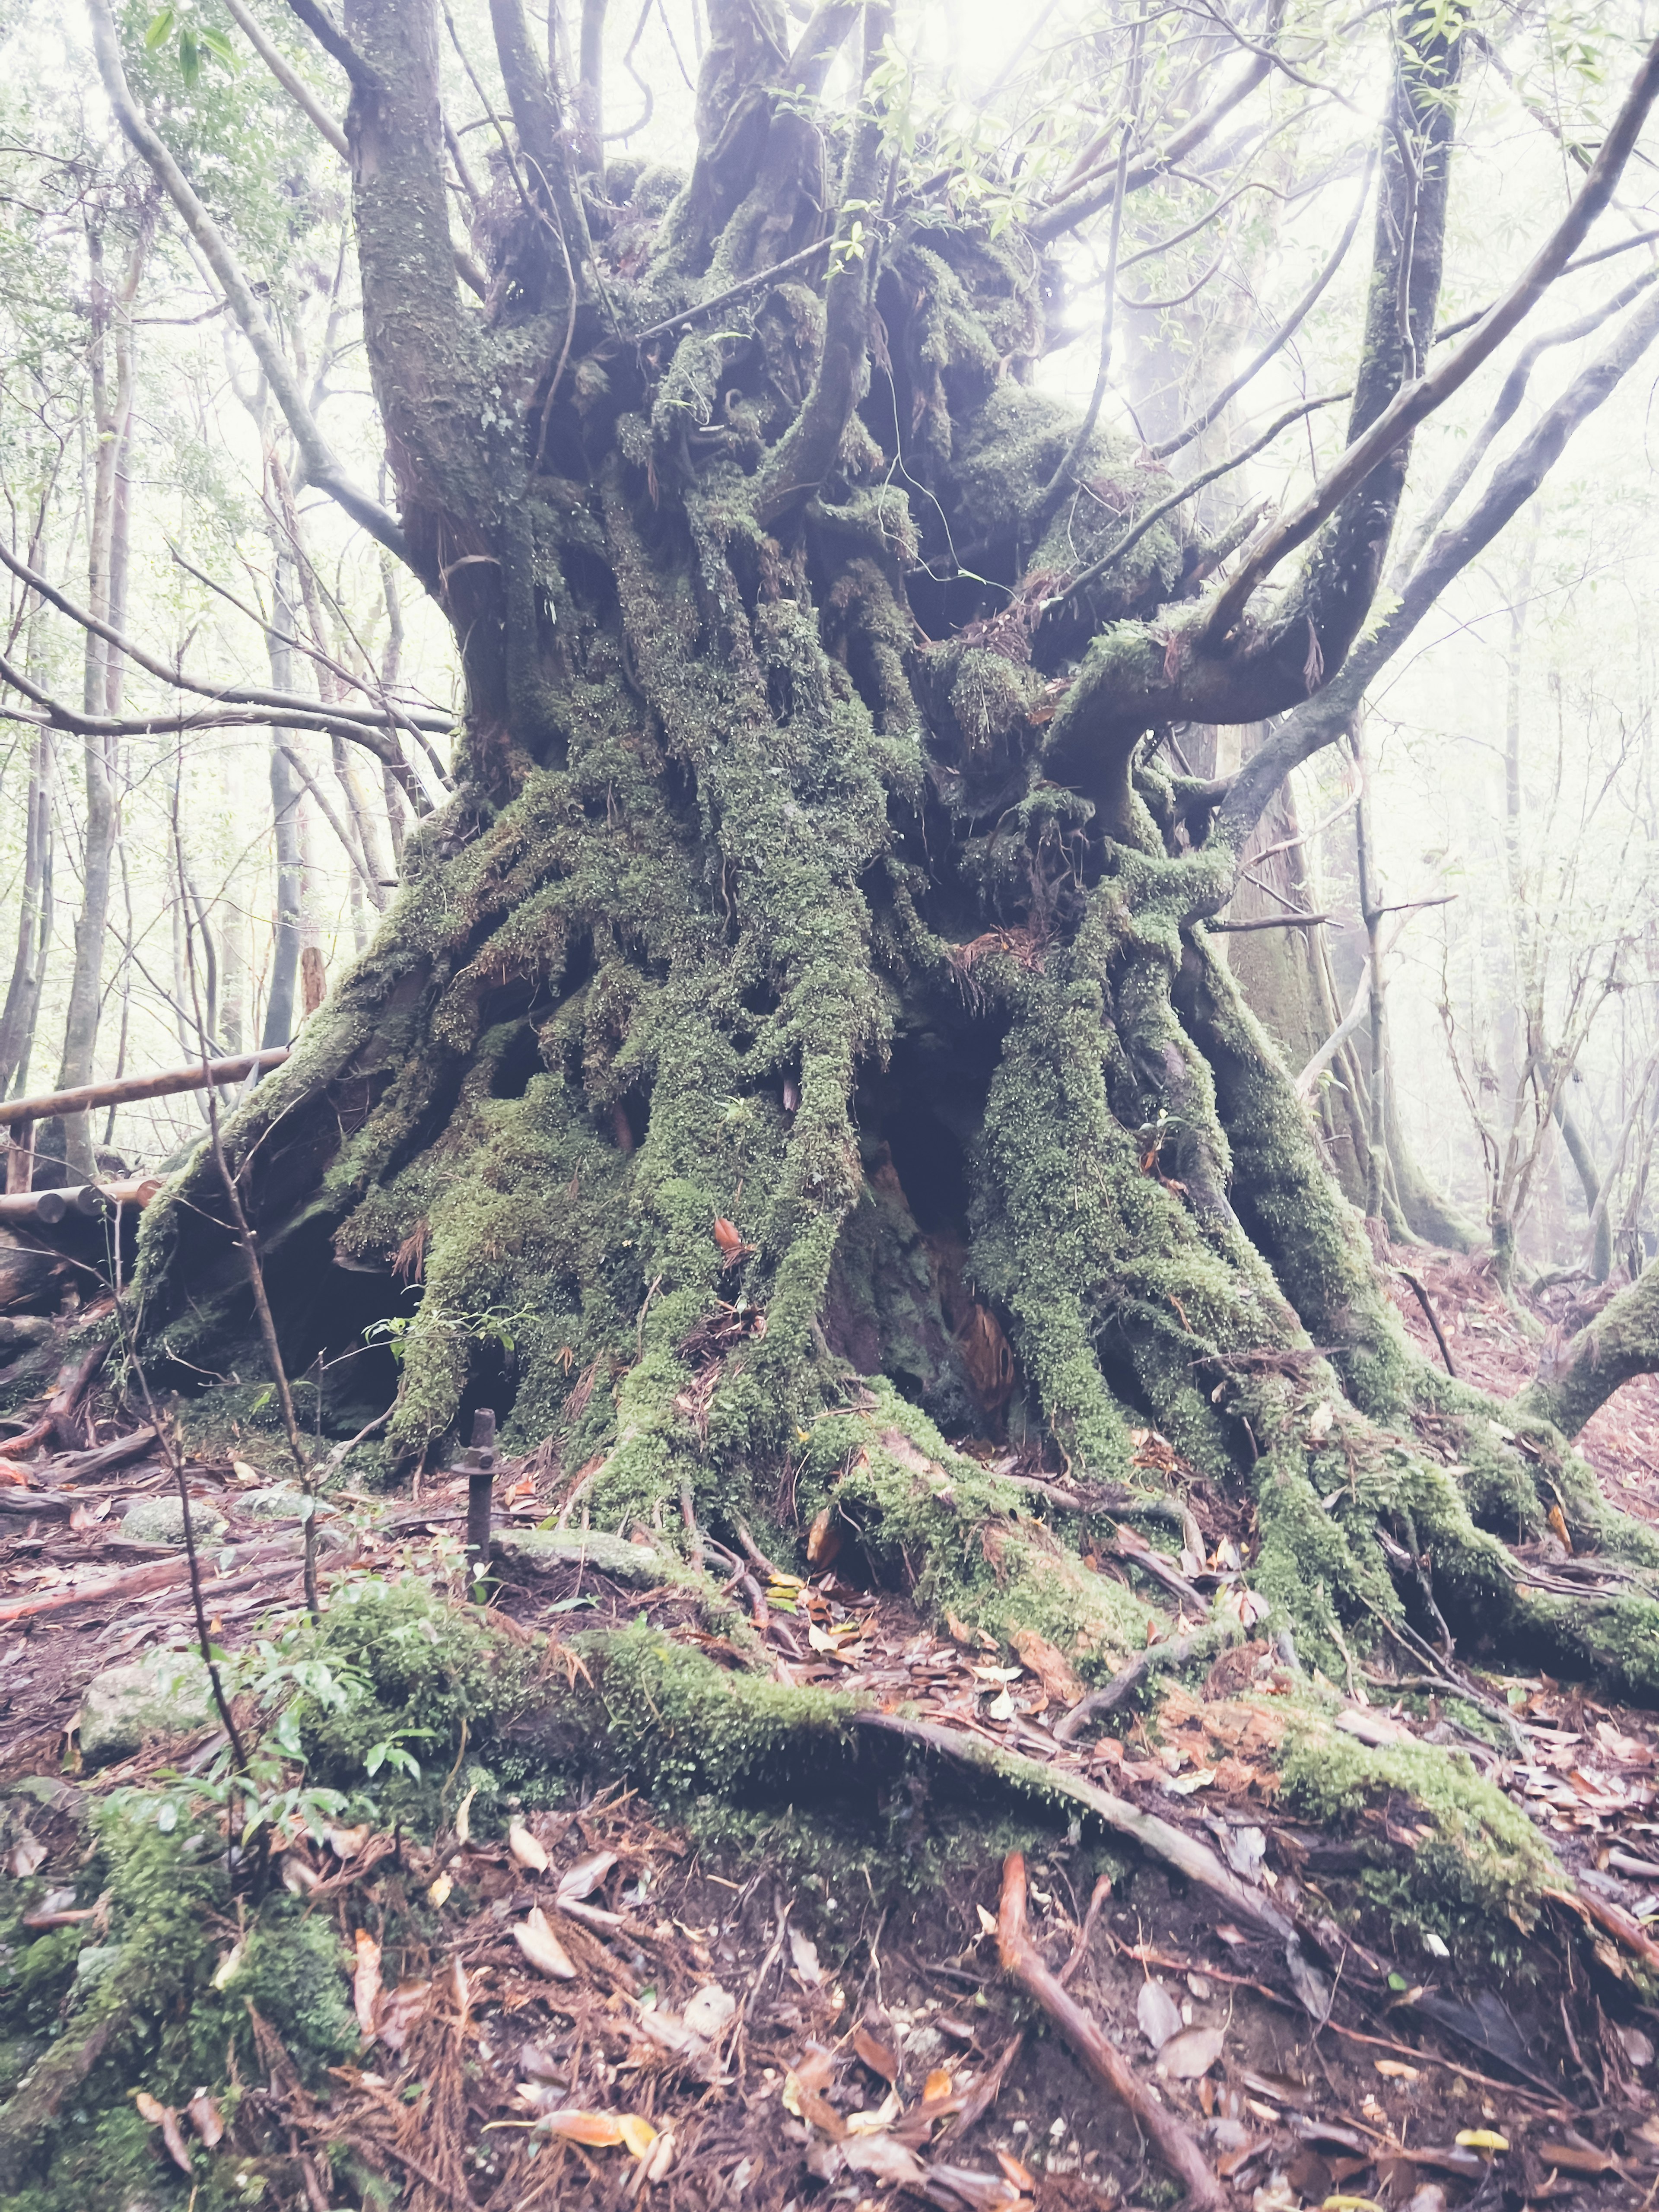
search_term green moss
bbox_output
[1279,1718,1559,1946]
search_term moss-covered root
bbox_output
[1515,1260,1659,1440]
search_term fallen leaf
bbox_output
[353,1928,382,2037]
[1453,2130,1509,2154]
[1538,2142,1622,2177]
[1337,1710,1415,1748]
[997,2148,1039,2191]
[327,1823,371,1859]
[7,1831,46,1878]
[280,1853,321,1895]
[454,1786,476,1844]
[231,1459,261,1484]
[135,2091,193,2176]
[1158,2026,1225,2079]
[783,2068,845,2139]
[620,2114,658,2157]
[976,1904,998,1937]
[789,1926,823,1984]
[806,1505,840,1566]
[1138,1981,1184,2050]
[543,2111,626,2146]
[515,1907,578,1980]
[211,1939,245,1990]
[428,1871,453,1907]
[946,1613,974,1643]
[712,1217,746,1262]
[639,2127,676,2183]
[922,2066,954,2103]
[853,2022,899,2083]
[842,2134,926,2184]
[845,2086,903,2136]
[1546,1504,1573,1553]
[187,2089,224,2148]
[986,1688,1017,1722]
[509,1820,550,1873]
[377,1980,430,2052]
[558,1850,617,1901]
[1373,2060,1420,2081]
[1010,1626,1084,1706]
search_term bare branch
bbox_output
[85,0,408,563]
[1201,28,1659,642]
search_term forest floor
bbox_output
[1,1251,1658,2210]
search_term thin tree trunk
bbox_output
[1350,715,1389,1224]
[0,729,54,1099]
[260,556,305,1054]
[52,220,143,1181]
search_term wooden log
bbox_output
[3,1119,33,1193]
[0,1048,289,1130]
[0,1177,164,1226]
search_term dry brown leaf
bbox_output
[543,2111,626,2146]
[619,2114,658,2157]
[853,2023,899,2084]
[1538,2142,1623,2177]
[946,1613,974,1644]
[712,1217,745,1261]
[509,1820,550,1873]
[135,2091,193,2176]
[187,2089,224,2148]
[842,2134,927,2185]
[353,1929,382,2037]
[997,2148,1039,2191]
[327,1823,371,1859]
[1158,2026,1225,2079]
[922,2066,954,2103]
[1374,2059,1420,2081]
[639,2127,676,2183]
[376,1979,430,2053]
[806,1504,840,1566]
[788,1926,824,1984]
[1009,1626,1085,1706]
[428,1871,453,1907]
[558,1849,617,1901]
[783,2068,846,2139]
[515,1907,578,1980]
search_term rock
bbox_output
[120,1494,227,1548]
[240,1487,335,1524]
[78,1646,214,1765]
[490,1528,669,1585]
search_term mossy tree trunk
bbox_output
[123,0,1659,1697]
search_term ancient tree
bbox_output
[92,0,1659,1694]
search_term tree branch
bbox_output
[1214,272,1659,858]
[1201,25,1659,642]
[285,0,378,90]
[1517,1262,1659,1437]
[85,0,407,563]
[1030,2,1286,247]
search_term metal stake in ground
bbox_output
[459,1409,498,1592]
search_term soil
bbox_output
[2,1258,1659,2210]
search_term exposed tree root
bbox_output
[996,1849,1223,2209]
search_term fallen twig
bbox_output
[852,1708,1291,1940]
[997,1851,1222,2208]
[1395,1267,1457,1376]
[1053,1617,1238,1740]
